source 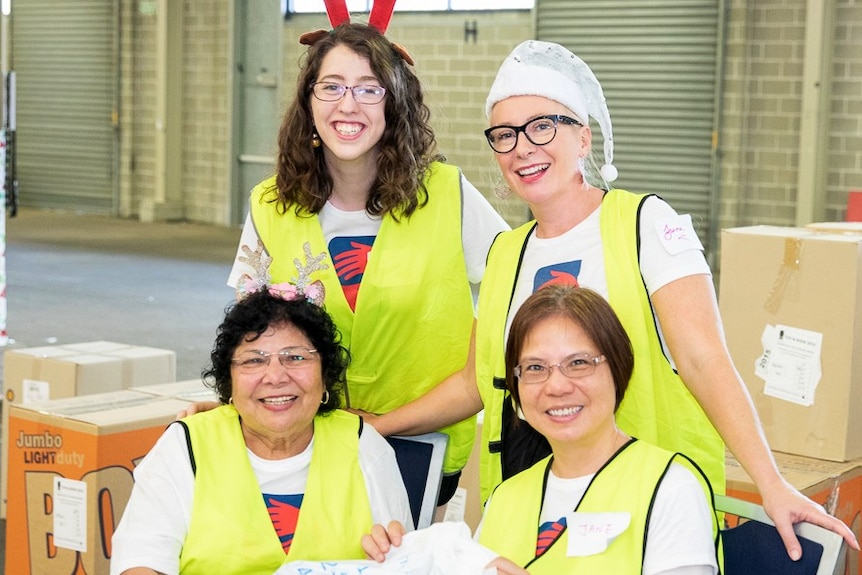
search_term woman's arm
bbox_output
[652,274,859,556]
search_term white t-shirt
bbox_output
[110,421,412,575]
[227,174,510,295]
[476,462,717,575]
[506,196,711,365]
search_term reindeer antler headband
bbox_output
[298,0,414,66]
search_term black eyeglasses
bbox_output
[310,82,387,105]
[484,114,582,154]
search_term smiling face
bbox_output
[488,95,591,209]
[311,44,387,169]
[516,314,617,452]
[230,322,324,458]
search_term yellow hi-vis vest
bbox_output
[250,162,476,473]
[178,406,372,574]
[479,439,719,574]
[475,189,725,504]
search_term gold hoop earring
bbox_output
[321,390,330,404]
[311,131,321,148]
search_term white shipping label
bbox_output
[53,477,88,552]
[755,324,822,407]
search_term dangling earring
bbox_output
[493,177,512,199]
[311,130,321,148]
[320,390,330,404]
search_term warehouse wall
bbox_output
[22,1,862,233]
[719,0,862,229]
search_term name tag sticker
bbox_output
[655,214,703,255]
[565,511,631,557]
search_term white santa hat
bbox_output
[485,40,618,183]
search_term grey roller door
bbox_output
[12,0,116,213]
[537,0,722,250]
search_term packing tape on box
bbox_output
[764,237,802,314]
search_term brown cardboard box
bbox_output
[3,341,176,404]
[131,378,218,403]
[725,450,862,574]
[1,341,176,518]
[4,390,190,575]
[718,226,862,462]
[436,419,484,532]
[806,222,862,235]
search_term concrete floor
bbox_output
[1,207,243,573]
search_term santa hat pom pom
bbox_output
[600,163,618,183]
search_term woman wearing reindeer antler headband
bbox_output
[221,0,509,502]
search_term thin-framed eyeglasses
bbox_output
[514,352,606,384]
[484,114,582,154]
[231,347,319,374]
[311,82,387,105]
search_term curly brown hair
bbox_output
[270,23,441,220]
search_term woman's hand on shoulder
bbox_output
[175,400,220,420]
[361,521,406,562]
[486,556,529,575]
[344,407,380,425]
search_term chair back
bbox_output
[716,494,847,575]
[385,432,448,529]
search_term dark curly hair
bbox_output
[202,289,350,413]
[504,285,634,412]
[269,23,441,220]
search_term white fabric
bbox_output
[227,174,510,292]
[506,195,711,367]
[275,522,499,575]
[475,463,717,575]
[110,422,412,575]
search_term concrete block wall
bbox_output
[283,11,534,226]
[719,0,862,230]
[114,3,861,231]
[181,0,232,225]
[830,1,862,222]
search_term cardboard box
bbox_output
[4,390,190,575]
[436,418,484,532]
[131,378,218,403]
[3,341,176,404]
[725,450,862,574]
[718,226,862,462]
[806,222,862,235]
[2,341,176,518]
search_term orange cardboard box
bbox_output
[5,390,189,575]
[725,450,862,574]
[1,341,176,518]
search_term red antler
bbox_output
[323,0,350,28]
[368,0,397,33]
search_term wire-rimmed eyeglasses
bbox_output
[514,352,606,384]
[231,347,319,374]
[311,82,387,105]
[484,114,582,154]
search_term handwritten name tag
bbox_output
[565,511,631,557]
[654,214,704,255]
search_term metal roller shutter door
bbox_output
[536,0,721,250]
[12,0,116,213]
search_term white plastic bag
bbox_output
[273,522,499,575]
